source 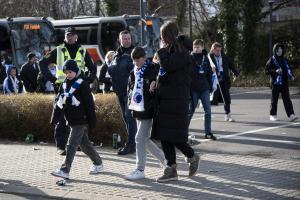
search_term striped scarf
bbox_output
[272,56,293,86]
[57,78,83,109]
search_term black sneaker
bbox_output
[205,133,217,140]
[117,145,135,155]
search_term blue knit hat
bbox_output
[63,60,79,74]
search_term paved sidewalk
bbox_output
[0,142,299,200]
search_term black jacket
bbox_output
[99,62,112,93]
[265,43,293,87]
[51,78,96,128]
[108,46,134,96]
[20,61,39,92]
[128,61,158,119]
[208,52,239,89]
[190,51,212,93]
[39,42,97,84]
[154,40,192,143]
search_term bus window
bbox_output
[76,29,89,44]
[100,22,125,56]
[0,25,13,65]
[9,21,53,67]
[54,29,65,45]
[88,26,98,45]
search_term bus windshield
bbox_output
[9,21,53,66]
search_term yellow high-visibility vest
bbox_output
[55,43,86,83]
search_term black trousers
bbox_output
[161,140,194,166]
[270,85,295,117]
[212,81,231,114]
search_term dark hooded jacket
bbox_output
[190,49,213,93]
[265,43,294,87]
[128,60,159,119]
[108,46,134,96]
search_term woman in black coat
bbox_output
[154,21,200,183]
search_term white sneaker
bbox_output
[126,169,145,180]
[270,115,278,121]
[89,164,104,174]
[289,114,298,122]
[225,113,235,122]
[51,169,69,179]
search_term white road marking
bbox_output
[218,122,300,139]
[226,135,300,145]
[230,89,270,96]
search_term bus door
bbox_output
[98,19,126,59]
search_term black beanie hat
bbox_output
[63,60,79,74]
[27,52,36,60]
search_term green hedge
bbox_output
[0,93,125,145]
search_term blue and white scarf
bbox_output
[57,78,83,109]
[129,61,149,112]
[272,56,293,86]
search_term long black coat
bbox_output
[208,52,239,89]
[153,47,192,143]
[20,61,39,92]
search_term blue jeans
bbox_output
[117,95,137,147]
[189,90,211,134]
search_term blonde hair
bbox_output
[105,51,115,63]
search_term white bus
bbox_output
[51,15,162,66]
[50,15,162,92]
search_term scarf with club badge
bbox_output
[129,60,149,112]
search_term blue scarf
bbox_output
[129,60,149,112]
[272,56,292,86]
[57,78,83,109]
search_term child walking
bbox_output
[189,39,216,140]
[126,47,166,180]
[50,59,103,179]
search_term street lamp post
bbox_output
[269,0,274,57]
[140,0,147,46]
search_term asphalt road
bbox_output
[189,87,300,160]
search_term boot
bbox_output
[157,164,178,183]
[187,154,200,176]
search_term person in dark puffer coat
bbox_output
[154,21,200,183]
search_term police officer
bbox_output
[39,27,97,155]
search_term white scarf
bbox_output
[10,76,19,94]
[129,62,148,112]
[57,78,83,109]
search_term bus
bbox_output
[0,17,55,69]
[50,15,162,66]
